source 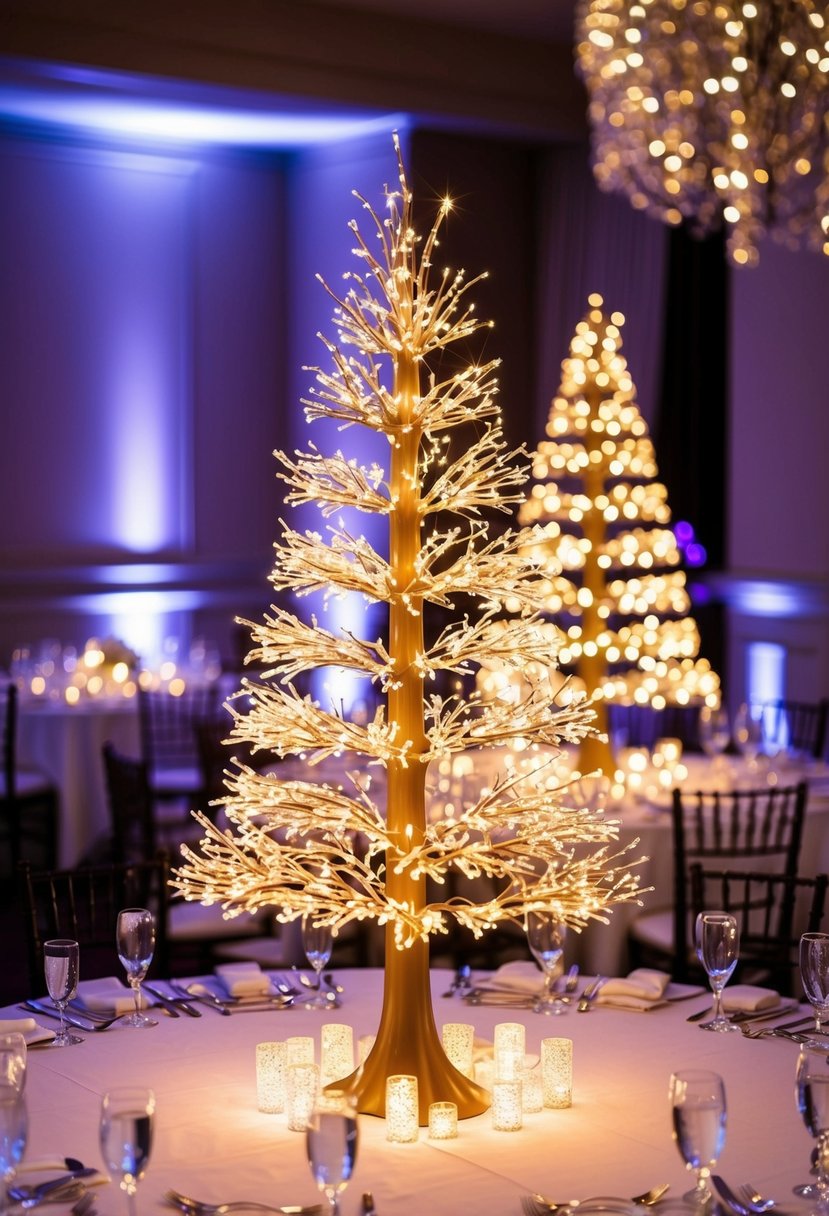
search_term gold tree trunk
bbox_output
[347,340,489,1122]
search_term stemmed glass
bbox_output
[99,1087,155,1216]
[302,915,334,1010]
[796,1046,829,1211]
[800,932,829,1033]
[43,939,83,1047]
[0,1035,26,1094]
[733,703,763,771]
[698,707,730,764]
[669,1069,726,1210]
[306,1090,359,1216]
[695,912,740,1032]
[116,909,157,1028]
[526,911,567,1015]
[0,1087,27,1213]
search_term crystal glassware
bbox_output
[669,1069,726,1210]
[695,911,740,1032]
[0,1087,27,1210]
[698,706,730,761]
[99,1087,155,1216]
[301,915,334,1010]
[306,1089,359,1216]
[116,909,157,1028]
[43,939,83,1047]
[796,1046,829,1210]
[0,1035,26,1094]
[526,912,567,1015]
[733,702,763,770]
[801,932,829,1033]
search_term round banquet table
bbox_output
[5,968,818,1216]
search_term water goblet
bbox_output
[669,1069,726,1211]
[733,703,763,771]
[43,939,83,1047]
[526,912,567,1015]
[116,909,157,1028]
[0,1036,26,1094]
[0,1087,27,1212]
[800,932,829,1033]
[698,707,730,763]
[302,915,334,1010]
[306,1089,359,1216]
[796,1046,829,1211]
[99,1087,155,1216]
[695,911,740,1032]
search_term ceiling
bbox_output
[0,0,583,150]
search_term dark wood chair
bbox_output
[607,702,703,752]
[137,683,222,814]
[759,699,829,760]
[628,781,808,981]
[689,864,829,996]
[0,683,59,893]
[18,854,172,994]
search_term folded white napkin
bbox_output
[0,1016,54,1046]
[74,976,136,1015]
[214,961,271,997]
[595,969,672,1011]
[483,961,543,994]
[722,984,780,1012]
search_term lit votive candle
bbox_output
[286,1062,320,1131]
[358,1034,376,1064]
[494,1023,525,1081]
[654,737,683,767]
[474,1059,494,1092]
[492,1078,523,1131]
[385,1074,419,1143]
[521,1062,544,1114]
[442,1022,475,1078]
[428,1101,458,1140]
[541,1037,573,1109]
[286,1036,315,1066]
[320,1023,354,1086]
[255,1041,287,1113]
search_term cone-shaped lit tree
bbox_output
[173,150,644,1121]
[498,294,720,773]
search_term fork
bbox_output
[163,1189,321,1215]
[20,1000,127,1031]
[739,1184,776,1212]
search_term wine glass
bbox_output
[698,707,730,762]
[302,915,334,1010]
[695,911,740,1032]
[99,1087,155,1216]
[0,1087,27,1211]
[732,703,763,771]
[669,1069,726,1210]
[796,1046,829,1211]
[526,911,567,1015]
[800,933,829,1033]
[306,1090,359,1216]
[43,939,83,1047]
[116,909,157,1028]
[0,1035,26,1094]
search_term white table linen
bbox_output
[6,968,815,1216]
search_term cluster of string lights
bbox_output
[575,0,829,266]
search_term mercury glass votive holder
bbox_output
[385,1074,419,1143]
[286,1062,320,1131]
[358,1034,376,1064]
[255,1041,287,1113]
[494,1023,525,1081]
[474,1059,494,1092]
[521,1063,544,1113]
[286,1036,315,1066]
[541,1037,573,1109]
[442,1022,475,1078]
[492,1078,523,1131]
[320,1023,354,1086]
[428,1101,458,1140]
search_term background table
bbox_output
[6,968,817,1216]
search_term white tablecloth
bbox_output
[5,968,816,1216]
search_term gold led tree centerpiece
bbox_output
[482,295,719,773]
[173,145,644,1121]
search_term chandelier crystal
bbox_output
[575,0,829,265]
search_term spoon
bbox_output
[163,1188,321,1215]
[531,1185,670,1212]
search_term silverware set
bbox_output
[163,1188,321,1215]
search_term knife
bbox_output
[361,1192,377,1216]
[143,983,200,1018]
[169,982,232,1016]
[20,1000,100,1032]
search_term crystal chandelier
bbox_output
[575,0,829,265]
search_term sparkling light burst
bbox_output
[576,0,829,266]
[172,143,644,955]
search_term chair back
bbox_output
[607,702,702,752]
[102,742,157,862]
[671,781,808,981]
[760,699,829,760]
[18,855,171,993]
[689,863,829,995]
[0,684,58,885]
